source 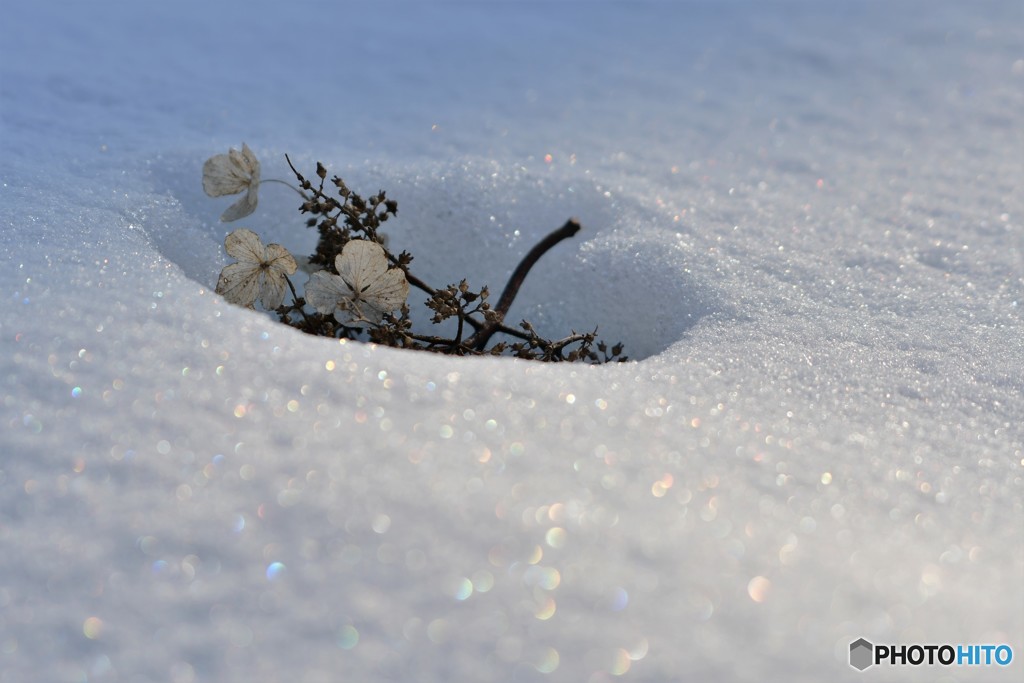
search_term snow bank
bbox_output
[1,2,1021,682]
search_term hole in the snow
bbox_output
[147,153,717,360]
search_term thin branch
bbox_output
[281,274,312,323]
[285,154,337,209]
[258,178,309,200]
[467,218,582,350]
[285,154,308,187]
[453,306,465,349]
[385,253,434,295]
[405,332,460,347]
[496,218,580,317]
[488,321,533,343]
[544,332,594,360]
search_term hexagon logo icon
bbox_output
[849,638,874,671]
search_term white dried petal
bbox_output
[303,240,409,324]
[216,261,262,309]
[202,143,261,221]
[218,190,259,223]
[215,228,296,309]
[304,270,352,317]
[223,226,265,262]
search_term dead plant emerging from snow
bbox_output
[204,144,626,363]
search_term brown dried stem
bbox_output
[467,218,582,350]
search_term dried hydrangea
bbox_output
[202,149,626,362]
[203,143,261,222]
[215,228,297,309]
[304,240,409,324]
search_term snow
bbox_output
[1,2,1022,682]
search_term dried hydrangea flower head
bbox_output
[305,240,409,324]
[216,228,297,309]
[203,143,261,221]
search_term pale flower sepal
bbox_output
[215,228,297,309]
[304,240,409,325]
[203,143,261,222]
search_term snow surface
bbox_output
[2,2,1022,682]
